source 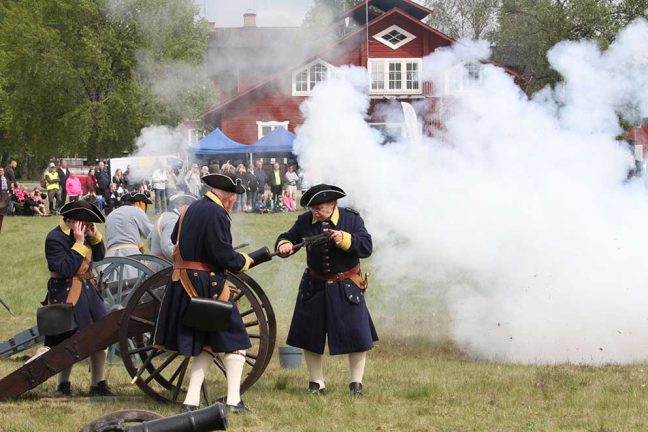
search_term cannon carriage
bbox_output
[0,255,277,406]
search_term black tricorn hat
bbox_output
[122,192,153,205]
[300,184,346,207]
[60,200,105,223]
[169,193,198,208]
[202,173,245,194]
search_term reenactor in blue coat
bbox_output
[153,173,254,413]
[44,200,114,397]
[276,184,378,398]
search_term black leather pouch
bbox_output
[182,297,233,332]
[36,303,77,336]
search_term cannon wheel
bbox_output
[93,257,158,312]
[127,254,172,272]
[118,268,276,404]
[78,410,163,432]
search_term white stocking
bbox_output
[90,349,107,386]
[57,366,72,386]
[348,351,366,384]
[183,351,213,406]
[224,351,246,405]
[303,350,325,389]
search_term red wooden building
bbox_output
[201,0,483,146]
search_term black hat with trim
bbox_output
[60,200,105,223]
[169,193,198,208]
[202,173,245,194]
[300,184,346,207]
[122,192,153,205]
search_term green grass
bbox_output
[1,213,648,431]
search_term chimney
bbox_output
[243,9,257,27]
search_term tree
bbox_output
[0,0,213,170]
[425,0,501,40]
[490,0,648,93]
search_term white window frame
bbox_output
[292,59,334,96]
[368,58,422,95]
[256,121,290,139]
[442,61,483,95]
[369,122,407,144]
[373,25,416,50]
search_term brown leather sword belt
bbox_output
[49,271,94,280]
[173,260,217,272]
[307,264,366,289]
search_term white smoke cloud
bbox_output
[295,19,648,364]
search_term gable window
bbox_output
[256,121,289,139]
[445,62,483,94]
[368,58,422,94]
[373,25,416,50]
[292,59,334,96]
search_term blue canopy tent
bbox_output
[250,126,296,154]
[187,128,250,155]
[187,127,297,168]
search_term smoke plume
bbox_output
[294,19,648,365]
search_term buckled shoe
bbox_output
[56,381,73,397]
[227,400,250,414]
[308,381,327,395]
[89,380,116,397]
[349,382,363,398]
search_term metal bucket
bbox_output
[278,346,303,369]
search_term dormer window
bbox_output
[292,59,334,96]
[373,25,416,50]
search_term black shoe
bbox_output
[89,380,116,397]
[308,381,327,395]
[226,400,250,414]
[56,381,73,397]
[349,382,363,398]
[182,403,199,412]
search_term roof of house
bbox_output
[202,7,455,119]
[208,27,302,48]
[338,0,433,23]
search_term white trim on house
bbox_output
[256,121,290,139]
[433,61,483,96]
[291,59,335,96]
[368,58,422,95]
[373,25,416,50]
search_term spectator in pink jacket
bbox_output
[65,175,82,202]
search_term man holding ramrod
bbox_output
[275,184,378,397]
[153,173,254,413]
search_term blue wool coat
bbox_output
[153,192,252,356]
[276,207,378,355]
[44,221,107,347]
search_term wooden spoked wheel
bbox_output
[118,268,276,404]
[93,257,157,313]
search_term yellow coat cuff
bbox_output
[89,231,103,246]
[239,252,253,272]
[337,231,352,251]
[276,240,293,252]
[72,242,90,257]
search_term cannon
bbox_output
[0,256,277,406]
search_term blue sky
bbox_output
[196,0,315,27]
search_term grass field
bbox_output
[1,212,648,431]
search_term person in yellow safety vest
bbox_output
[44,162,62,214]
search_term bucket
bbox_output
[278,346,303,369]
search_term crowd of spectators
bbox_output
[3,157,310,218]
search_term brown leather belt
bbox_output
[308,264,360,281]
[50,271,94,280]
[173,260,217,272]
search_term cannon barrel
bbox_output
[125,403,227,432]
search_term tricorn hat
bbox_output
[169,193,198,208]
[202,173,245,194]
[122,192,153,205]
[300,184,346,207]
[60,200,105,223]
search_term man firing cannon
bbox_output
[275,184,378,398]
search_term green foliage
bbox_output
[0,0,212,167]
[425,0,501,39]
[491,0,648,93]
